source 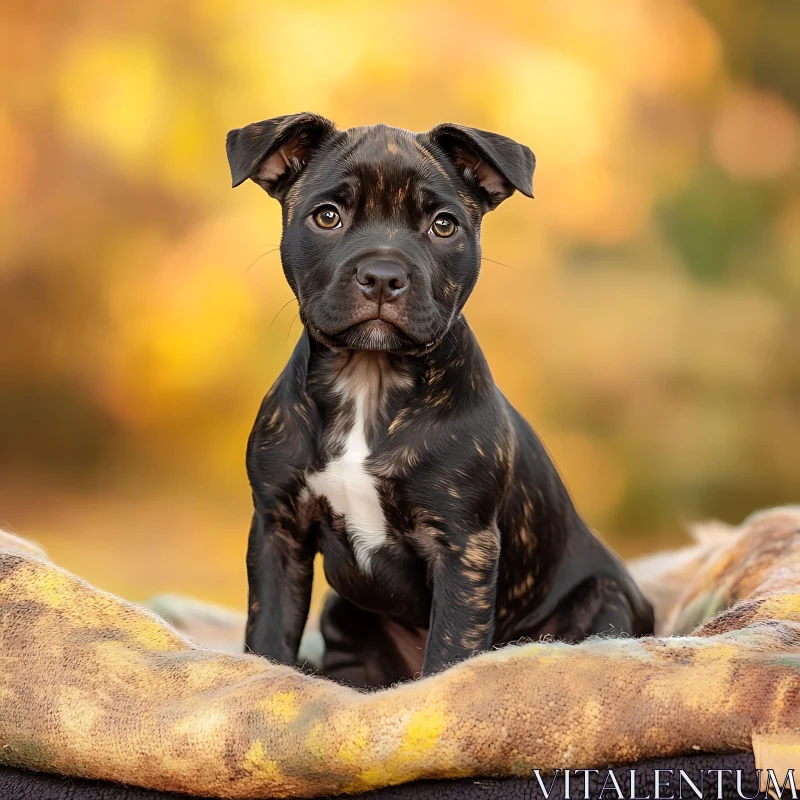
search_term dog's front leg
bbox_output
[423,525,501,675]
[245,505,315,665]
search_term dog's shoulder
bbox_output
[247,332,319,479]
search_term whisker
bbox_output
[246,248,280,273]
[287,312,301,339]
[275,285,332,342]
[452,315,469,346]
[445,321,461,352]
[481,256,519,273]
[431,305,461,354]
[268,297,298,330]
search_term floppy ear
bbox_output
[225,112,336,198]
[428,123,535,210]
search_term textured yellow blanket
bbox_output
[0,510,798,798]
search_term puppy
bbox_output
[227,113,654,688]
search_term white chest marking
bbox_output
[307,392,388,573]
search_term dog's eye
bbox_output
[312,206,342,229]
[430,214,457,238]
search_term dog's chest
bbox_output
[306,354,403,573]
[307,405,387,572]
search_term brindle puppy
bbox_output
[227,113,654,688]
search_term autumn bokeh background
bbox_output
[2,1,799,608]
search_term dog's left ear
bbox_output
[226,112,337,199]
[428,123,535,210]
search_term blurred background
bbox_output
[1,0,799,610]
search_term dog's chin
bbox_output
[311,320,432,355]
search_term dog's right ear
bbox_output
[226,113,336,199]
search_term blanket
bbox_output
[0,509,798,798]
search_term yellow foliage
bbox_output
[1,0,799,606]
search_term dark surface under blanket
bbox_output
[0,753,765,800]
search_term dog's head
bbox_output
[227,113,534,354]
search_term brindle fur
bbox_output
[228,113,654,688]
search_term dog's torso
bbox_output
[247,321,653,683]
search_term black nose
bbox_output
[356,260,409,303]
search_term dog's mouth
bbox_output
[310,320,434,354]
